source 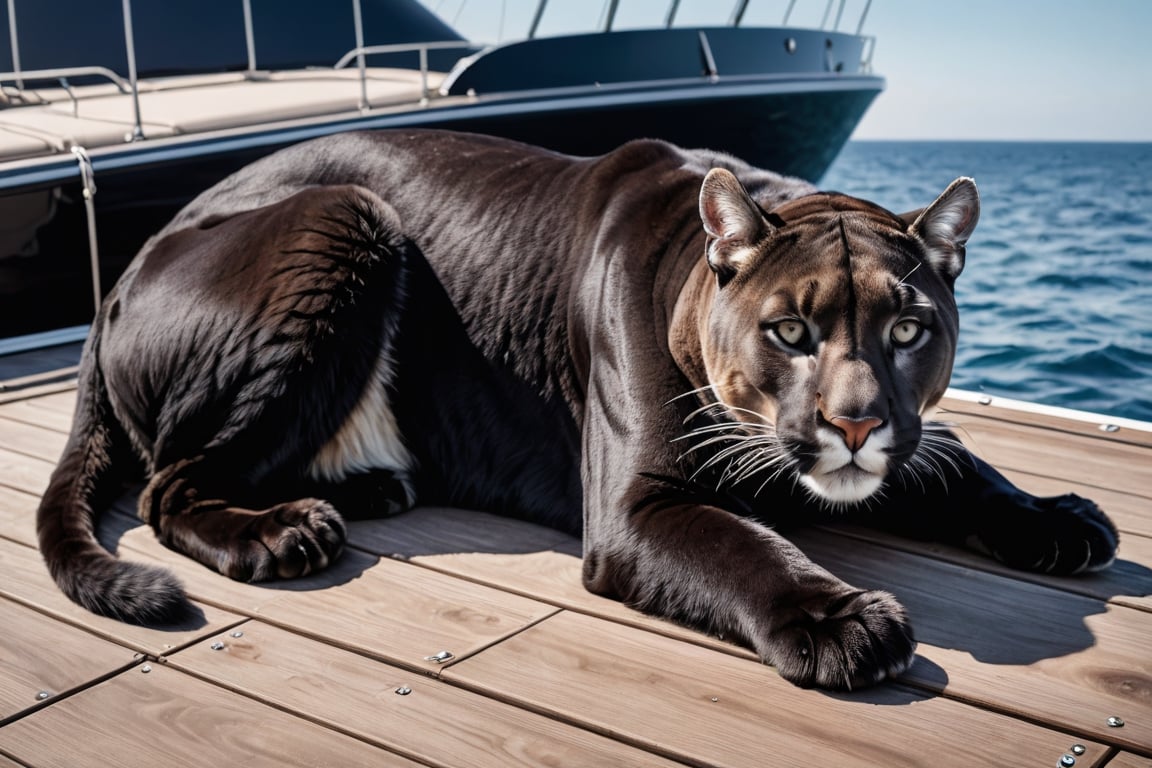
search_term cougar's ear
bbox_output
[699,168,774,286]
[901,177,979,285]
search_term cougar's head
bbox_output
[678,169,978,505]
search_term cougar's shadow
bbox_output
[98,489,379,616]
[98,492,1149,698]
[786,525,1152,668]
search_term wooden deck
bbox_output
[0,357,1149,767]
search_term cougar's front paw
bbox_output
[222,499,347,582]
[765,589,916,691]
[977,493,1118,575]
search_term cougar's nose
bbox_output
[828,415,884,452]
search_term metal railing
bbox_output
[782,0,872,32]
[1,0,472,139]
[2,0,878,139]
[521,0,874,35]
[334,41,476,110]
[0,66,132,101]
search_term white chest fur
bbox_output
[307,348,415,503]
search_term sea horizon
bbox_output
[848,138,1152,145]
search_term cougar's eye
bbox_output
[773,319,809,348]
[891,319,922,347]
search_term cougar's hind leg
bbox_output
[134,184,413,582]
[139,456,349,581]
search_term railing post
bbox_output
[833,0,846,30]
[602,0,619,32]
[242,0,257,75]
[527,0,547,39]
[664,0,681,28]
[729,0,750,27]
[819,0,833,29]
[352,0,368,110]
[856,0,873,35]
[698,31,718,80]
[782,0,796,25]
[120,0,144,140]
[71,146,103,315]
[6,0,21,89]
[419,46,428,103]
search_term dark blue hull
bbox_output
[0,6,884,344]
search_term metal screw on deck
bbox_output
[35,690,50,701]
[1106,716,1125,727]
[1058,755,1076,767]
[211,641,225,651]
[424,650,454,663]
[395,686,412,695]
[1070,745,1086,755]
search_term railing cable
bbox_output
[782,0,796,26]
[6,0,22,89]
[527,0,547,38]
[819,0,833,29]
[242,0,258,75]
[352,0,368,110]
[856,0,873,34]
[730,0,750,27]
[833,0,846,30]
[71,146,103,315]
[120,0,144,140]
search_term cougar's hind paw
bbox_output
[223,499,347,582]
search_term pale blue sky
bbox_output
[427,0,1152,141]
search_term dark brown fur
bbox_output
[38,130,1117,689]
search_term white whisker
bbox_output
[670,388,794,493]
[898,261,923,286]
[721,404,776,425]
[664,384,718,408]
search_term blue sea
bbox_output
[821,141,1152,423]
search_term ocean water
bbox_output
[821,141,1152,422]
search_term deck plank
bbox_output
[114,521,561,673]
[169,620,685,767]
[444,611,1109,768]
[350,508,757,658]
[0,417,67,463]
[252,555,560,673]
[0,597,137,725]
[1,382,1150,767]
[0,538,246,658]
[948,415,1152,499]
[0,400,73,433]
[0,447,53,497]
[999,468,1152,539]
[0,485,38,547]
[0,665,424,767]
[939,396,1152,449]
[789,530,1152,754]
[359,509,1152,753]
[823,524,1152,614]
[8,390,78,415]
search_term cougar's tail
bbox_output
[36,325,188,623]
